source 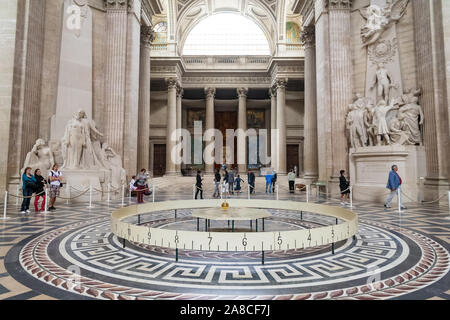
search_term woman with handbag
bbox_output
[21,167,36,214]
[34,169,47,213]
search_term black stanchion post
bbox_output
[250,220,252,230]
[205,219,208,232]
[176,248,179,262]
[197,218,200,231]
[263,218,265,231]
[332,243,335,255]
[175,209,177,220]
[256,219,258,232]
[336,218,338,225]
[262,251,265,265]
[138,215,141,225]
[232,220,235,232]
[123,238,126,248]
[301,212,303,220]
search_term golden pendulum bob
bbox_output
[221,200,230,211]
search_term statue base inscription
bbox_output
[349,145,426,204]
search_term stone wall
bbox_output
[0,0,19,193]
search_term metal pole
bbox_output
[129,185,132,204]
[193,185,195,200]
[16,185,19,206]
[66,181,70,205]
[152,184,155,203]
[88,185,93,209]
[276,184,279,201]
[248,183,250,200]
[332,243,335,255]
[44,188,49,214]
[306,185,309,203]
[398,186,402,214]
[261,250,265,265]
[122,185,125,207]
[349,186,353,209]
[2,191,8,220]
[447,191,450,220]
[107,183,111,203]
[176,248,179,262]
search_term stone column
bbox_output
[412,0,450,201]
[176,86,183,175]
[165,78,178,176]
[104,0,128,158]
[205,88,216,175]
[329,0,353,188]
[137,26,154,173]
[270,87,277,171]
[301,25,319,182]
[237,88,248,174]
[276,79,288,175]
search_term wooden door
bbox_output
[286,145,299,174]
[215,112,238,170]
[153,144,166,177]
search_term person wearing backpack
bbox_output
[21,167,36,214]
[34,169,47,213]
[48,164,62,211]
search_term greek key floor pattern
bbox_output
[0,184,449,300]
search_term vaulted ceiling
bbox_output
[157,0,296,56]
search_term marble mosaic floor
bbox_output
[0,177,449,300]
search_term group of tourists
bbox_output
[20,164,62,214]
[129,169,152,204]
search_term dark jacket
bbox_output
[248,172,255,184]
[214,173,221,183]
[339,175,349,191]
[223,171,229,184]
[196,174,202,187]
[34,175,46,194]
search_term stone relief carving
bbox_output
[359,0,409,47]
[22,139,56,174]
[346,89,424,148]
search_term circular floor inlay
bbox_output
[9,209,449,300]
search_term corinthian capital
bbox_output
[104,0,128,10]
[300,26,315,49]
[275,78,288,90]
[166,78,179,90]
[237,88,249,98]
[328,0,352,10]
[141,26,155,47]
[205,88,216,99]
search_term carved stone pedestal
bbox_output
[63,170,107,203]
[349,146,426,204]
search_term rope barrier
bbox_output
[8,190,46,199]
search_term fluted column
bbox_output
[237,88,248,174]
[165,78,178,176]
[176,86,183,175]
[328,0,353,186]
[104,0,128,157]
[137,26,154,172]
[301,26,319,182]
[270,87,277,170]
[276,79,288,175]
[205,88,216,175]
[412,0,450,201]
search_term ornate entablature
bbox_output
[182,76,273,89]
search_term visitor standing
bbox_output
[235,175,245,194]
[272,171,277,193]
[213,169,221,198]
[222,170,230,197]
[136,169,148,204]
[228,170,235,195]
[288,169,296,194]
[265,173,273,194]
[385,165,407,209]
[48,164,62,211]
[34,169,47,212]
[195,171,203,200]
[339,170,351,206]
[20,167,36,214]
[248,171,256,194]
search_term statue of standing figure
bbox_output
[373,99,398,146]
[371,64,397,103]
[398,96,424,145]
[346,94,368,148]
[61,111,86,169]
